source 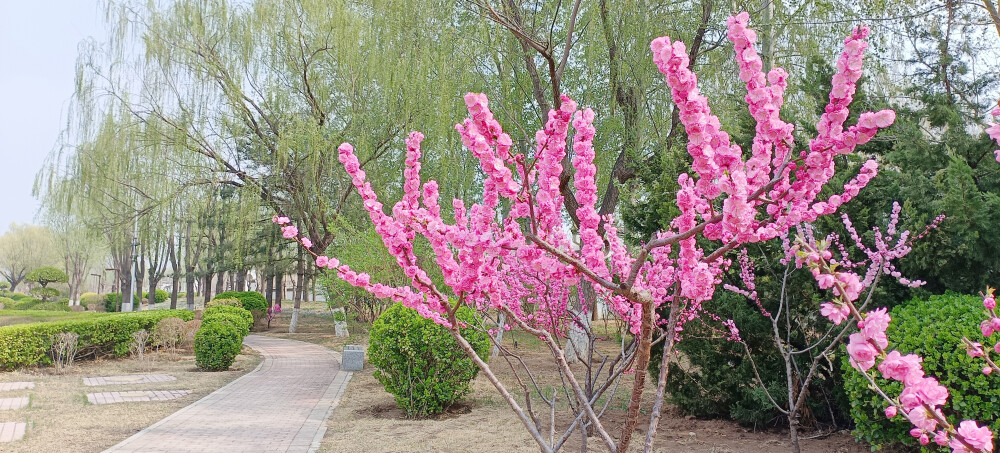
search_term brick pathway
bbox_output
[87,390,191,405]
[104,335,352,453]
[0,422,26,443]
[84,374,177,386]
[0,382,33,392]
[0,397,29,410]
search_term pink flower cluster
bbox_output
[964,288,1000,377]
[798,230,993,452]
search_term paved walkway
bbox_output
[104,335,353,453]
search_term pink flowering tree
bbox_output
[963,289,1000,375]
[726,203,939,453]
[273,12,920,453]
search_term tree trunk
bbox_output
[264,268,273,306]
[185,271,195,311]
[148,277,158,310]
[203,272,213,303]
[236,269,247,291]
[168,233,179,309]
[215,270,225,295]
[289,249,304,333]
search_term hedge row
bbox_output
[0,310,195,370]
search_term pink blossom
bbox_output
[884,405,897,418]
[315,256,329,268]
[984,366,993,375]
[878,351,923,383]
[846,333,877,370]
[281,225,298,239]
[984,294,996,310]
[950,420,994,453]
[934,430,950,446]
[301,237,313,249]
[820,302,850,325]
[982,320,995,338]
[276,216,290,225]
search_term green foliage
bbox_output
[25,267,69,287]
[105,293,121,312]
[8,293,28,301]
[202,312,250,338]
[31,302,73,312]
[843,293,1000,449]
[0,282,10,291]
[80,292,103,308]
[194,321,243,371]
[206,297,242,309]
[369,303,488,418]
[29,287,62,302]
[0,310,194,369]
[213,291,267,312]
[202,305,253,337]
[655,291,786,424]
[0,297,12,309]
[142,289,169,304]
[12,298,43,310]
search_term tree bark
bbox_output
[289,248,304,333]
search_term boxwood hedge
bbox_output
[0,310,194,370]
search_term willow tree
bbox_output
[41,0,488,328]
[0,224,59,292]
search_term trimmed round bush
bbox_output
[206,297,242,309]
[0,297,13,309]
[843,293,1000,449]
[204,305,252,330]
[369,303,489,418]
[194,321,242,371]
[213,291,267,312]
[8,293,28,301]
[79,292,100,305]
[202,312,250,338]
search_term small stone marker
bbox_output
[0,422,26,443]
[342,345,363,371]
[87,390,191,405]
[83,374,177,386]
[331,307,349,337]
[0,397,28,410]
[0,382,33,392]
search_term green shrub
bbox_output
[843,293,1000,449]
[28,287,61,302]
[202,312,250,338]
[0,310,195,369]
[141,289,169,304]
[8,293,28,301]
[213,291,267,312]
[0,297,14,309]
[105,293,121,312]
[194,321,243,371]
[32,302,72,312]
[201,305,253,336]
[12,298,43,310]
[205,297,242,309]
[369,303,489,417]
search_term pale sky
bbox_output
[0,1,106,235]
